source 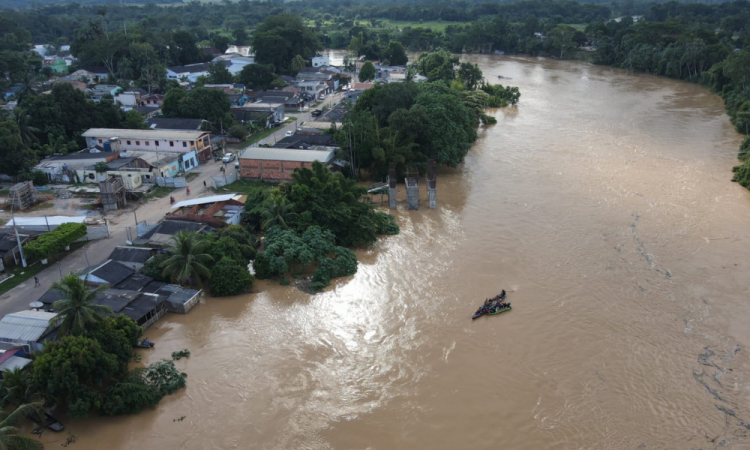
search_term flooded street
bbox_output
[63,55,750,449]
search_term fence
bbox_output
[73,225,110,242]
[211,172,238,189]
[155,177,187,188]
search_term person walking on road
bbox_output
[203,180,206,187]
[34,276,40,287]
[186,187,190,195]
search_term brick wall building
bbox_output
[238,148,335,182]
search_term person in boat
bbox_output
[500,290,506,299]
[142,338,152,346]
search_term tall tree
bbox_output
[359,61,376,82]
[51,274,113,336]
[252,14,322,73]
[290,54,306,74]
[384,41,408,66]
[207,62,234,84]
[161,231,213,286]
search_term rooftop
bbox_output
[87,260,136,286]
[0,310,58,342]
[239,148,335,163]
[4,216,86,228]
[43,151,116,162]
[114,273,154,291]
[82,128,207,140]
[108,246,155,264]
[146,118,204,131]
[171,194,238,210]
[107,157,153,170]
[167,63,211,74]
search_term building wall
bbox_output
[239,159,313,181]
[85,135,212,162]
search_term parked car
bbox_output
[311,110,323,117]
[270,122,282,128]
[222,153,236,163]
[319,94,327,100]
[285,131,294,137]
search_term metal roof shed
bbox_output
[0,310,58,351]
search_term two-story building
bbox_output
[82,128,212,163]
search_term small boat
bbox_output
[136,339,155,348]
[471,292,508,319]
[472,309,487,320]
[32,412,64,432]
[487,303,512,316]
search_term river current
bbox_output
[62,55,750,450]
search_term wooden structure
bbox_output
[9,182,36,210]
[99,176,126,211]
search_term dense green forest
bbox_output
[1,0,749,186]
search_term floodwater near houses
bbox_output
[52,55,750,450]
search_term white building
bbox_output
[311,56,330,68]
[82,128,213,163]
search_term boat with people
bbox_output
[472,290,510,319]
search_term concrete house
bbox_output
[312,56,330,67]
[297,80,330,100]
[82,129,212,163]
[34,149,120,184]
[239,148,335,182]
[89,84,121,102]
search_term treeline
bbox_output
[337,50,520,180]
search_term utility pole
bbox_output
[10,205,27,268]
[220,119,225,156]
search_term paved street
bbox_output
[0,93,346,318]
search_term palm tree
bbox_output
[260,196,297,230]
[0,403,45,450]
[51,274,112,336]
[160,231,213,286]
[0,368,50,409]
[13,109,40,148]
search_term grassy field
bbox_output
[143,186,175,201]
[213,179,274,195]
[563,23,588,31]
[375,19,471,32]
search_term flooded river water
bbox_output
[64,55,750,449]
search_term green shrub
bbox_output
[142,254,170,282]
[209,257,254,296]
[739,136,750,162]
[280,277,290,286]
[23,222,86,261]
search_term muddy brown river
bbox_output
[58,55,750,449]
